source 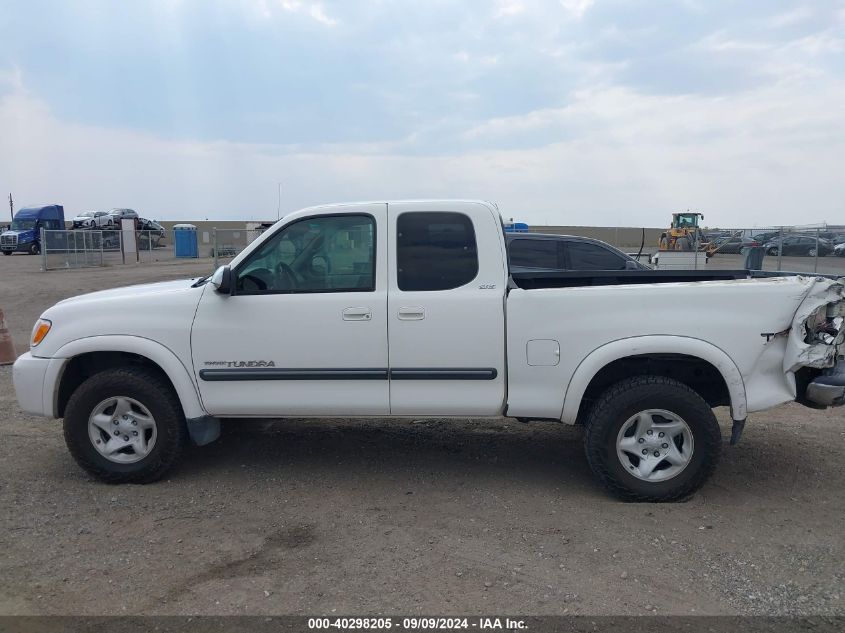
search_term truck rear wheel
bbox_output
[583,376,721,502]
[63,367,186,483]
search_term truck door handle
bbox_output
[398,307,425,320]
[342,307,372,321]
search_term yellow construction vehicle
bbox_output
[658,211,712,253]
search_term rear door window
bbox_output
[565,241,627,271]
[508,238,560,269]
[396,212,478,291]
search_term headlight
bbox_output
[31,318,52,347]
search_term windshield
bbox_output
[675,214,699,228]
[10,219,36,231]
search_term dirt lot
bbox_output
[0,254,843,616]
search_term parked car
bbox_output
[817,231,845,243]
[138,218,166,248]
[763,235,834,257]
[71,210,114,229]
[506,233,649,273]
[108,208,139,223]
[101,231,121,251]
[12,200,845,503]
[710,236,760,255]
[751,231,784,244]
[703,230,733,242]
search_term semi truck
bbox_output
[11,200,845,501]
[1,204,65,255]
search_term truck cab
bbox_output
[1,205,65,255]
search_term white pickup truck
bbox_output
[12,200,845,501]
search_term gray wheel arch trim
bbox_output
[46,335,207,420]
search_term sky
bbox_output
[1,0,843,227]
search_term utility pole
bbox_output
[8,193,13,224]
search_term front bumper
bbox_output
[12,352,52,417]
[1,239,33,253]
[806,361,845,407]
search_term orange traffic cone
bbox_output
[0,309,17,365]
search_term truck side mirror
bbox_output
[210,265,233,295]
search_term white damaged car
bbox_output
[12,200,845,500]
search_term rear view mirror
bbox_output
[210,265,232,295]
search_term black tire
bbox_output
[767,247,779,256]
[583,376,721,502]
[63,367,186,483]
[29,242,40,255]
[2,251,10,256]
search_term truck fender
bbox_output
[560,335,747,424]
[46,335,206,420]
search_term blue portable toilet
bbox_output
[173,224,198,258]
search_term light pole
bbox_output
[277,182,282,221]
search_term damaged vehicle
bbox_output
[12,200,845,501]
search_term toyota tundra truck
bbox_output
[11,201,845,501]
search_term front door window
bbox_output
[236,214,375,294]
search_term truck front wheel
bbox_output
[583,376,721,502]
[2,251,10,256]
[29,242,40,255]
[63,367,186,483]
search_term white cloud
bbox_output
[2,71,843,228]
[494,0,525,18]
[697,31,771,53]
[453,51,499,66]
[2,2,844,229]
[766,7,814,29]
[559,0,594,19]
[696,27,844,82]
[278,0,338,26]
[0,65,25,93]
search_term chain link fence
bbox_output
[534,224,845,276]
[209,227,266,269]
[39,227,266,271]
[705,225,845,276]
[41,229,175,270]
[680,225,845,276]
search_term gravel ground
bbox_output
[0,254,843,616]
